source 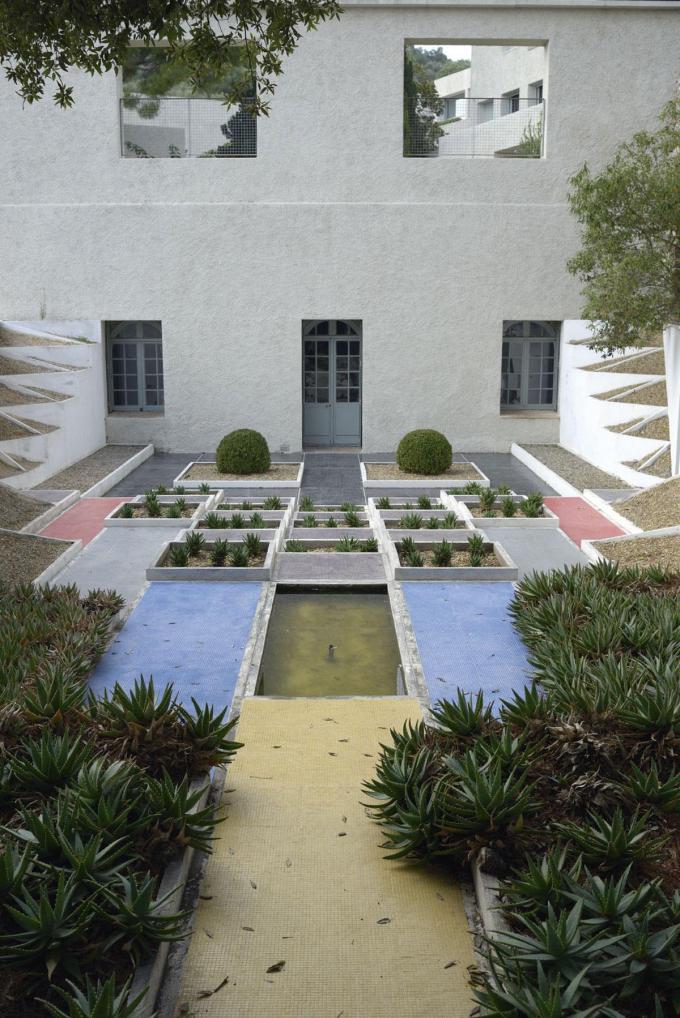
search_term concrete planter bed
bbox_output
[197,510,287,528]
[216,497,294,511]
[452,499,559,529]
[292,513,370,529]
[104,496,209,527]
[381,513,470,532]
[173,461,304,490]
[360,460,489,489]
[387,538,518,581]
[147,536,274,580]
[283,537,380,554]
[291,527,376,541]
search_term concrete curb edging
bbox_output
[129,776,211,1018]
[581,489,642,535]
[449,495,560,529]
[384,535,519,582]
[173,461,304,490]
[360,460,490,490]
[20,490,80,534]
[510,443,581,496]
[147,535,276,581]
[103,496,208,528]
[81,444,154,497]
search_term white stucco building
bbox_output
[0,0,678,456]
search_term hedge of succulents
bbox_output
[364,561,680,1016]
[0,584,242,1018]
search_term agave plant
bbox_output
[553,808,664,871]
[227,544,249,567]
[302,514,317,527]
[506,848,575,913]
[21,669,86,726]
[479,488,497,512]
[168,544,189,567]
[0,843,34,900]
[164,502,182,519]
[285,540,306,552]
[96,677,179,750]
[430,690,493,737]
[98,871,189,962]
[249,512,265,529]
[0,872,91,977]
[401,513,423,530]
[336,537,361,552]
[462,482,484,495]
[501,496,518,517]
[299,495,315,511]
[206,539,226,566]
[202,511,227,529]
[173,485,186,495]
[403,545,424,567]
[11,730,92,793]
[362,538,379,552]
[442,512,458,528]
[467,533,486,567]
[263,495,282,509]
[343,510,361,528]
[227,512,245,529]
[340,502,357,513]
[432,540,453,567]
[326,515,338,527]
[184,530,204,556]
[240,500,253,510]
[439,750,539,845]
[142,491,162,518]
[180,699,243,766]
[146,773,222,854]
[523,492,545,518]
[242,533,263,559]
[117,503,134,519]
[425,517,440,530]
[417,496,432,509]
[624,761,680,812]
[376,497,391,509]
[197,482,211,494]
[40,976,147,1018]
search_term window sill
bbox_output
[500,409,559,419]
[107,411,165,417]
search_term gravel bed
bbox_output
[595,380,668,406]
[594,534,680,571]
[0,416,32,440]
[34,445,144,490]
[397,549,501,567]
[608,416,669,440]
[0,383,52,407]
[583,349,666,375]
[623,450,671,479]
[0,326,63,348]
[521,445,629,489]
[0,354,51,375]
[0,483,50,529]
[183,462,300,481]
[613,477,680,529]
[0,531,71,584]
[0,456,40,479]
[364,462,483,481]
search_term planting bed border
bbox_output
[28,532,83,585]
[81,443,154,497]
[173,461,304,490]
[130,776,210,1018]
[104,495,215,528]
[290,527,377,541]
[147,536,275,580]
[443,493,560,529]
[360,461,490,490]
[385,537,518,581]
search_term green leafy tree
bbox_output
[408,46,470,83]
[0,0,341,114]
[403,50,444,157]
[567,96,680,353]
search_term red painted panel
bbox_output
[40,498,126,547]
[545,497,625,546]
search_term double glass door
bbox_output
[302,320,361,446]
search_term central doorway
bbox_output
[302,320,362,447]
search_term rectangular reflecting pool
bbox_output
[257,587,401,696]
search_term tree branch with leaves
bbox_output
[567,97,680,354]
[0,0,341,114]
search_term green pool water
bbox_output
[257,589,401,696]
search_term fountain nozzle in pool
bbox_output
[327,644,336,660]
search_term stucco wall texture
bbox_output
[0,2,678,453]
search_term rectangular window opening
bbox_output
[119,47,256,159]
[500,321,560,412]
[404,42,546,159]
[106,321,165,413]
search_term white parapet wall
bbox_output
[664,324,680,477]
[558,320,667,489]
[1,320,107,489]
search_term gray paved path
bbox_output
[301,452,364,503]
[53,526,174,605]
[478,526,587,578]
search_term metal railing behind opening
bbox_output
[405,97,544,159]
[120,96,256,158]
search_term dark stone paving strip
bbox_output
[301,452,363,504]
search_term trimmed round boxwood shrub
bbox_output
[216,429,271,475]
[396,429,452,476]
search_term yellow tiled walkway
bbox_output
[175,698,475,1018]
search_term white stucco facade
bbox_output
[0,0,678,454]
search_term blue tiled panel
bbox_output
[402,582,531,709]
[89,581,262,710]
